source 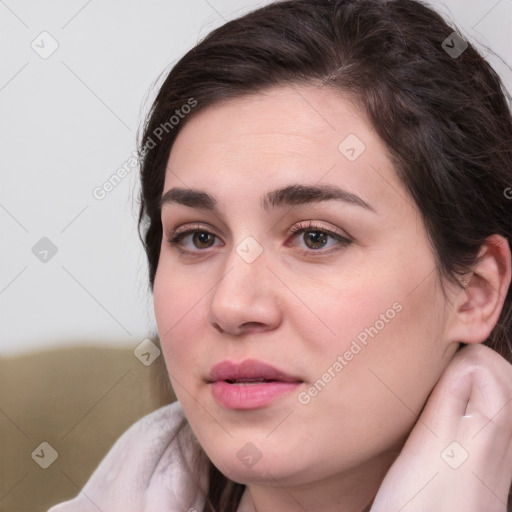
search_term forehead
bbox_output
[163,85,407,215]
[168,86,366,162]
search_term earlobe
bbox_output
[448,234,511,345]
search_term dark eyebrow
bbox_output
[261,184,375,212]
[160,184,375,213]
[160,188,218,211]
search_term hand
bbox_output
[370,343,512,512]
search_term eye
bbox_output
[166,221,351,256]
[167,227,222,252]
[288,221,352,253]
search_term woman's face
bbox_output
[153,85,459,494]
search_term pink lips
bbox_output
[208,359,302,410]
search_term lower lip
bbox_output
[210,380,302,409]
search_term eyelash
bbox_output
[166,221,352,256]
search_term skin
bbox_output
[371,342,512,512]
[153,85,512,512]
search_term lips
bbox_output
[208,359,302,384]
[208,359,303,410]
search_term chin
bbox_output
[213,456,302,487]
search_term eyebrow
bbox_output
[160,184,375,213]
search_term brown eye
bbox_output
[193,232,215,248]
[167,228,221,252]
[288,222,352,254]
[303,231,328,249]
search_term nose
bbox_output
[207,245,283,336]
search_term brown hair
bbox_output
[137,0,512,509]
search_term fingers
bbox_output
[418,356,474,439]
[442,344,512,439]
[414,343,512,510]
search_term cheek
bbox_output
[153,266,208,377]
[305,275,449,458]
[285,268,403,357]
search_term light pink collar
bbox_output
[47,401,255,512]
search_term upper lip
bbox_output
[208,359,302,383]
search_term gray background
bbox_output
[1,0,511,355]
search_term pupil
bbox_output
[305,231,327,248]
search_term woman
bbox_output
[49,0,512,510]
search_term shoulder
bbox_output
[48,401,208,512]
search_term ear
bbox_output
[446,234,511,345]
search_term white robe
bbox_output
[47,401,254,512]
